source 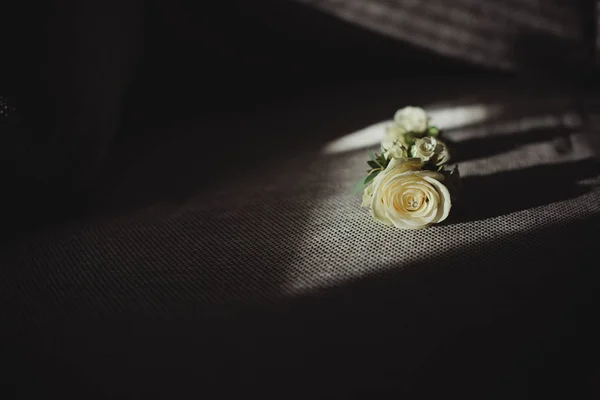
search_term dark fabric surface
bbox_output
[2,77,600,398]
[2,2,600,399]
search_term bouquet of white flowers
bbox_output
[358,107,461,229]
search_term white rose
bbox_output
[394,106,428,134]
[369,159,451,229]
[410,137,450,166]
[363,158,421,208]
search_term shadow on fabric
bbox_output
[454,158,600,223]
[9,212,599,399]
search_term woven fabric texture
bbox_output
[2,79,600,398]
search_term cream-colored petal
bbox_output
[370,182,393,225]
[432,139,450,166]
[423,176,451,223]
[361,183,374,208]
[385,158,423,173]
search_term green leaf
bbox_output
[355,168,381,194]
[367,160,380,169]
[376,153,390,169]
[364,169,381,186]
[355,178,367,194]
[363,176,374,187]
[369,152,377,162]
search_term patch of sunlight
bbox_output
[323,104,503,154]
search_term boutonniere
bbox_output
[358,107,461,229]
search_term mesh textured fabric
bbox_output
[2,80,600,398]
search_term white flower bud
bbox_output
[394,106,428,134]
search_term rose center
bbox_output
[404,194,422,211]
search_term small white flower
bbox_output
[382,124,406,150]
[410,137,450,166]
[394,106,428,134]
[369,159,451,229]
[383,107,429,150]
[383,141,408,160]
